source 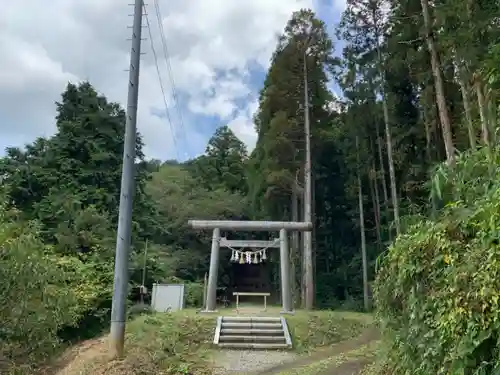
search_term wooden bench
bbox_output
[233,292,271,311]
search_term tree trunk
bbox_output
[356,136,369,311]
[423,104,440,217]
[420,0,455,165]
[371,7,399,238]
[369,138,382,247]
[375,123,392,241]
[369,164,382,247]
[432,98,446,161]
[476,78,490,147]
[487,89,497,144]
[456,61,476,149]
[422,104,432,163]
[381,97,401,236]
[374,24,400,235]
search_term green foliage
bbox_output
[0,82,155,244]
[430,147,498,207]
[1,1,497,372]
[0,82,162,373]
[374,148,500,374]
[0,82,251,374]
[248,8,336,218]
[0,201,100,372]
[245,9,368,306]
[146,162,247,283]
[188,125,248,194]
[184,282,204,308]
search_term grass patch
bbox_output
[122,313,214,374]
[286,310,372,353]
[60,311,215,375]
[54,308,373,375]
[277,340,380,375]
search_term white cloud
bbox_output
[0,0,344,160]
[333,0,348,11]
[228,98,260,151]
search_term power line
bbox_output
[143,2,180,160]
[153,0,189,158]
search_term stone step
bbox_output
[222,316,281,322]
[218,342,289,350]
[220,328,284,335]
[221,322,282,329]
[219,335,285,343]
[214,316,293,350]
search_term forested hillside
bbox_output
[1,1,499,374]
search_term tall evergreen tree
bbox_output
[189,125,248,194]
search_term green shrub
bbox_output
[184,282,204,307]
[0,215,78,371]
[374,149,500,374]
[0,203,109,373]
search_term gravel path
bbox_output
[210,329,378,375]
[212,350,298,374]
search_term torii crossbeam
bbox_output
[188,220,312,314]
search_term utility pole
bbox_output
[303,49,314,310]
[109,0,144,358]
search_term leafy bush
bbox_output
[0,202,110,373]
[0,210,77,371]
[184,282,204,307]
[374,148,500,374]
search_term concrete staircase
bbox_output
[213,316,292,349]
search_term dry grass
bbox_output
[54,338,109,375]
[55,312,215,375]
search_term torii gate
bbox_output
[188,220,312,314]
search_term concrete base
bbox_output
[280,310,296,315]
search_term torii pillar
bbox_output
[188,220,312,314]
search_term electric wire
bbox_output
[142,2,180,160]
[153,0,189,160]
